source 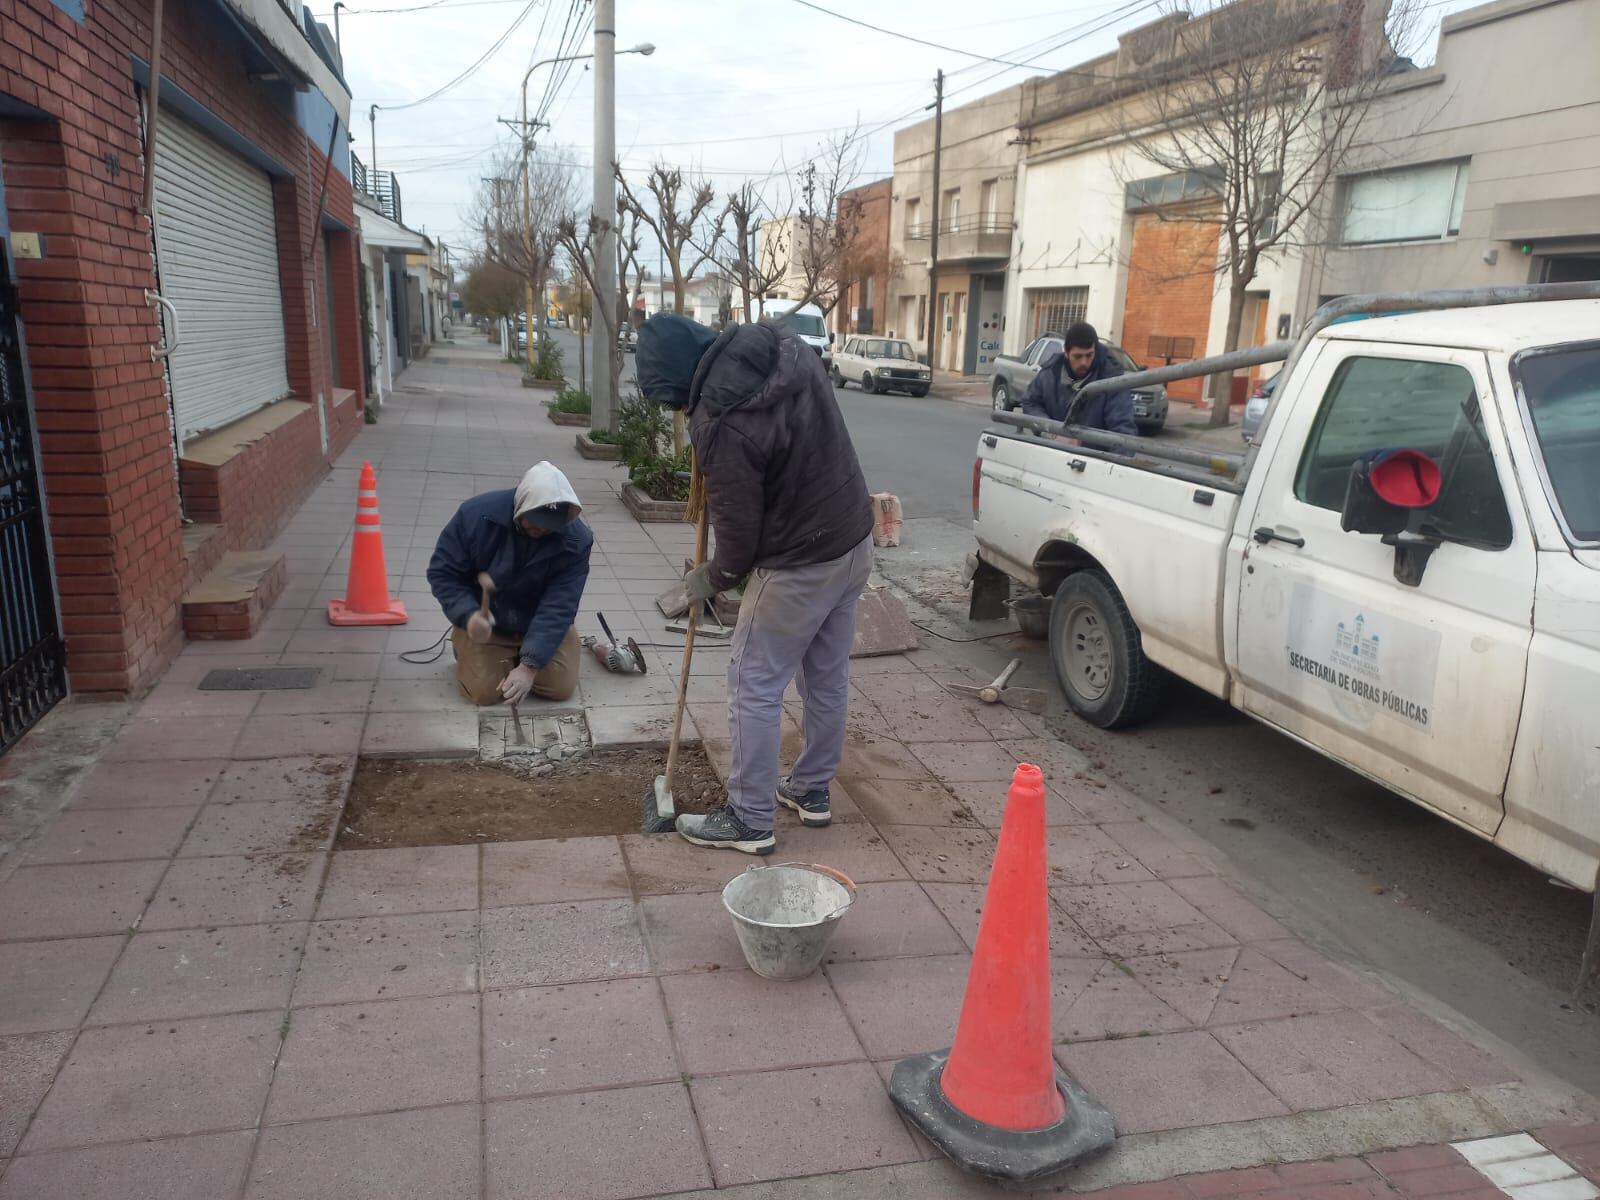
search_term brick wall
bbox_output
[1,0,362,698]
[835,178,892,338]
[1121,210,1220,404]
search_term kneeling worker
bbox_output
[427,461,591,705]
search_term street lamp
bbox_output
[515,42,655,372]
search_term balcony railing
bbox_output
[904,212,1014,262]
[905,212,1013,241]
[351,153,403,224]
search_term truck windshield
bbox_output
[865,340,914,360]
[781,312,826,338]
[1514,343,1600,543]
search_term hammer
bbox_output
[944,659,1048,714]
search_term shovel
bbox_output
[642,499,710,834]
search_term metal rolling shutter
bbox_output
[153,113,290,443]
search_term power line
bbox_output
[788,0,1054,69]
[380,0,545,111]
[313,0,522,14]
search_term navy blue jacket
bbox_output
[426,489,592,669]
[1020,343,1137,435]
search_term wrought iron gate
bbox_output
[0,236,68,753]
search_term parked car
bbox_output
[618,321,637,353]
[831,336,931,396]
[970,286,1600,902]
[1242,371,1279,441]
[989,335,1168,433]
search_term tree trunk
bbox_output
[1207,281,1249,429]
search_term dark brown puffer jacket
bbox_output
[687,321,874,591]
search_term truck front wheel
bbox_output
[1049,570,1164,728]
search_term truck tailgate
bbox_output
[977,435,1241,696]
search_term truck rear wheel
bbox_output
[1049,570,1164,729]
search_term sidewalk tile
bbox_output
[143,854,324,930]
[1214,1011,1451,1109]
[482,837,631,907]
[911,739,1026,782]
[1047,826,1159,888]
[692,1062,919,1187]
[639,890,746,972]
[234,714,366,760]
[480,899,648,987]
[847,778,977,827]
[252,680,375,716]
[1207,948,1348,1026]
[1100,820,1213,879]
[1054,881,1238,957]
[922,882,1102,958]
[1050,777,1143,823]
[0,861,167,940]
[1056,1030,1289,1134]
[245,1104,480,1200]
[101,715,247,762]
[137,682,263,718]
[851,691,997,744]
[1124,947,1241,1025]
[1365,1004,1518,1087]
[825,881,968,963]
[209,756,352,804]
[369,678,473,712]
[69,758,226,809]
[586,703,697,750]
[317,846,479,919]
[485,978,677,1097]
[1255,939,1397,1009]
[623,833,766,895]
[662,968,864,1074]
[178,797,340,857]
[1170,876,1293,943]
[293,911,478,1006]
[998,737,1092,781]
[945,779,1095,827]
[0,936,124,1034]
[22,806,199,865]
[838,736,936,781]
[20,1011,281,1153]
[360,710,479,758]
[265,993,479,1123]
[878,823,997,884]
[1054,958,1192,1042]
[0,1031,74,1154]
[89,922,305,1024]
[0,1130,255,1200]
[484,1082,710,1200]
[826,954,970,1058]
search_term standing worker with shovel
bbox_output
[427,462,592,705]
[636,313,875,855]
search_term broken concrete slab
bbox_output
[478,711,587,762]
[852,588,919,658]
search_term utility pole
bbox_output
[332,1,344,49]
[591,0,618,432]
[925,69,944,369]
[368,105,378,180]
[499,113,547,374]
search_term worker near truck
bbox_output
[1020,321,1139,435]
[636,312,875,856]
[426,461,592,706]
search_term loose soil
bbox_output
[336,748,725,850]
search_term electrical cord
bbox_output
[911,619,1023,644]
[399,628,453,664]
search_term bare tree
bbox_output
[1115,0,1419,426]
[717,181,789,325]
[468,148,578,372]
[557,212,622,431]
[615,203,645,332]
[785,125,869,316]
[617,162,725,316]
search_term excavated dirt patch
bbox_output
[335,749,724,849]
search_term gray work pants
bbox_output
[725,533,874,829]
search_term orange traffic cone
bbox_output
[889,762,1114,1182]
[327,461,408,626]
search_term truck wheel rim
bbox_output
[1066,604,1111,701]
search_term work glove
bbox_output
[499,663,537,704]
[466,611,495,644]
[683,562,717,606]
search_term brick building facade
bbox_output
[1,0,363,705]
[832,178,890,340]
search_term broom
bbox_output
[641,455,711,834]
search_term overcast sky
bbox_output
[325,0,1477,262]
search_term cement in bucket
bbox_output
[722,862,856,981]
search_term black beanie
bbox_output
[635,313,719,410]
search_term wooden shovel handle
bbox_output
[664,505,711,787]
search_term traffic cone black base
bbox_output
[890,1048,1115,1183]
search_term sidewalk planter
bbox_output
[622,483,688,523]
[576,432,622,460]
[547,408,589,426]
[523,374,563,392]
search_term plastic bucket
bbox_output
[1008,595,1050,640]
[721,862,857,981]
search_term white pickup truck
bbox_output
[971,287,1600,915]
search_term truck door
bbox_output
[1234,344,1534,836]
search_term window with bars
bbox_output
[1026,287,1089,340]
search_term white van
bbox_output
[760,299,832,366]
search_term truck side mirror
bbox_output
[1340,449,1444,587]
